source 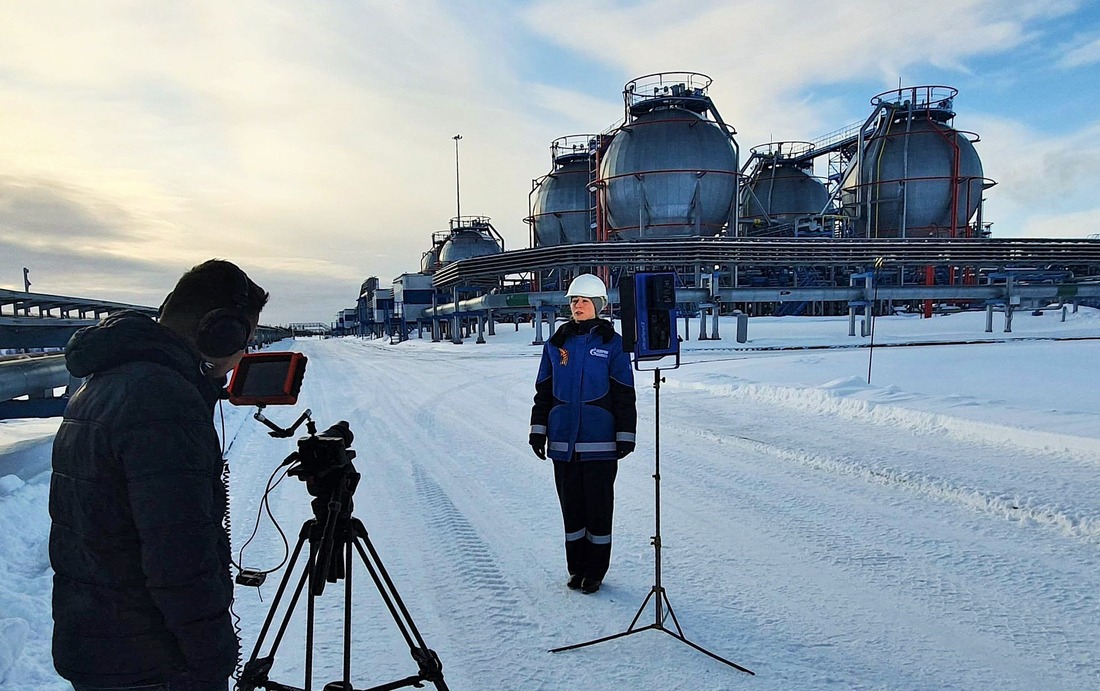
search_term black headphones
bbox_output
[195,267,253,358]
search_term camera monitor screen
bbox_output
[228,352,307,406]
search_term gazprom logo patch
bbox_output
[590,347,609,358]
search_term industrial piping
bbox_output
[419,283,1100,320]
[0,354,70,402]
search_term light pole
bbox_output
[453,134,462,222]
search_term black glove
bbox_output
[529,433,547,460]
[617,440,635,459]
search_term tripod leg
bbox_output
[549,624,660,654]
[240,523,315,691]
[550,585,663,654]
[350,532,418,650]
[658,628,756,675]
[626,588,658,632]
[342,533,353,688]
[652,586,755,675]
[658,589,685,638]
[248,528,307,656]
[306,539,318,689]
[350,520,449,691]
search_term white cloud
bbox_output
[1059,35,1100,68]
[520,0,1080,144]
[1020,208,1100,238]
[521,1,1036,83]
[962,114,1100,237]
[0,1,570,320]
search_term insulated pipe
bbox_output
[421,291,574,318]
[429,239,1100,289]
[420,289,713,319]
[0,355,69,402]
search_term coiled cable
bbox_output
[218,402,244,686]
[222,458,245,686]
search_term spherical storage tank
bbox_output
[599,73,738,240]
[843,86,987,238]
[741,142,830,231]
[530,136,597,246]
[437,216,503,264]
[420,236,445,274]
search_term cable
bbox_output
[233,463,293,580]
[218,400,244,685]
[222,448,291,685]
[215,398,292,579]
[221,459,245,686]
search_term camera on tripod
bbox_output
[288,420,357,503]
[227,352,450,691]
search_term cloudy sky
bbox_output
[2,0,1099,323]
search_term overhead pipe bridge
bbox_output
[430,238,1100,289]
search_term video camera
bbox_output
[287,420,356,493]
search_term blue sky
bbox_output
[1,0,1098,323]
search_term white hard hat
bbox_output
[565,274,607,300]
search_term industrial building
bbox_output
[348,72,1100,343]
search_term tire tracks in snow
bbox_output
[648,439,1094,688]
[410,465,556,688]
[316,340,559,689]
[688,426,1100,546]
[666,377,1100,465]
[647,395,1099,687]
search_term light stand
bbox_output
[550,367,754,676]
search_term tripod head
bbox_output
[286,420,358,514]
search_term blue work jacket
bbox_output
[530,319,637,461]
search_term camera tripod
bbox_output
[238,471,449,691]
[550,368,754,676]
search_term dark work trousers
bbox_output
[553,458,618,580]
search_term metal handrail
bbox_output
[807,121,862,153]
[0,288,156,319]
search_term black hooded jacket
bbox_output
[49,311,237,687]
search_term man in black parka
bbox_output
[49,259,268,691]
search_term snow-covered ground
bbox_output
[2,308,1099,690]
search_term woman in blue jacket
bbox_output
[529,274,637,594]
